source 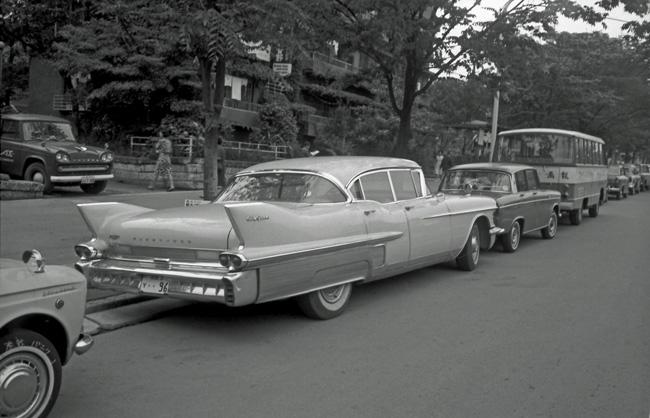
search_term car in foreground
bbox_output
[75,156,502,319]
[607,164,630,200]
[640,164,650,192]
[0,113,114,194]
[439,163,561,253]
[1,250,94,418]
[622,163,642,194]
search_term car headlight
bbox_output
[56,152,70,162]
[75,244,102,260]
[100,152,114,162]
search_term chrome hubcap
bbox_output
[320,285,345,303]
[0,350,49,416]
[32,172,45,184]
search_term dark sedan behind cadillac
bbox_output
[439,163,561,253]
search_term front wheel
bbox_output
[541,211,558,239]
[296,283,353,320]
[0,330,62,418]
[80,180,107,194]
[588,201,599,218]
[569,208,582,225]
[501,221,520,253]
[456,223,480,271]
[24,163,54,194]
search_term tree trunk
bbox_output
[392,58,417,159]
[201,58,226,200]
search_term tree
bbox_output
[304,0,585,158]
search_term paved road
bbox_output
[35,191,650,418]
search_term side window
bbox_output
[525,170,539,190]
[515,171,528,192]
[576,138,585,164]
[411,170,424,197]
[390,170,418,201]
[359,171,394,203]
[1,120,19,140]
[349,179,364,200]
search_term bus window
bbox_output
[576,138,584,164]
[515,171,528,192]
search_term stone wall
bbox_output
[0,174,44,200]
[113,156,251,189]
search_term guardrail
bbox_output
[130,136,289,160]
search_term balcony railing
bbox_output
[310,52,358,73]
[53,95,73,111]
[223,98,262,113]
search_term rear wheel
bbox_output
[569,208,583,225]
[456,223,480,271]
[588,201,599,217]
[501,221,520,253]
[24,163,54,194]
[0,330,62,418]
[296,283,353,320]
[541,212,558,239]
[80,180,107,194]
[616,191,621,200]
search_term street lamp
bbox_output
[488,0,516,163]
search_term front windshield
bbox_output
[440,170,512,192]
[23,121,76,142]
[216,173,347,203]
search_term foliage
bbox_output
[316,106,396,156]
[496,32,650,160]
[249,100,299,152]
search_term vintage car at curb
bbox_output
[640,164,650,192]
[0,113,114,194]
[439,163,561,253]
[622,163,642,194]
[1,250,94,418]
[74,156,503,319]
[607,164,630,200]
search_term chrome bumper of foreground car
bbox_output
[75,333,94,355]
[51,174,114,182]
[75,259,258,307]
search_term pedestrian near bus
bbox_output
[217,137,226,188]
[440,152,453,173]
[148,131,175,191]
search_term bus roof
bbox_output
[498,128,604,144]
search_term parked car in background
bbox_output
[439,163,561,253]
[0,113,114,194]
[75,156,502,320]
[607,164,630,200]
[1,250,94,418]
[639,164,650,192]
[623,163,642,194]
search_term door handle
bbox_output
[405,206,414,211]
[364,210,376,215]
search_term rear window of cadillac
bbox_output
[218,173,346,203]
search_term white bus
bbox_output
[492,128,607,225]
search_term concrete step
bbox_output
[84,297,193,335]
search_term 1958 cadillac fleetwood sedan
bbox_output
[439,163,561,253]
[1,250,94,418]
[74,157,502,319]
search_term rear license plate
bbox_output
[81,176,96,184]
[184,199,209,206]
[140,276,170,294]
